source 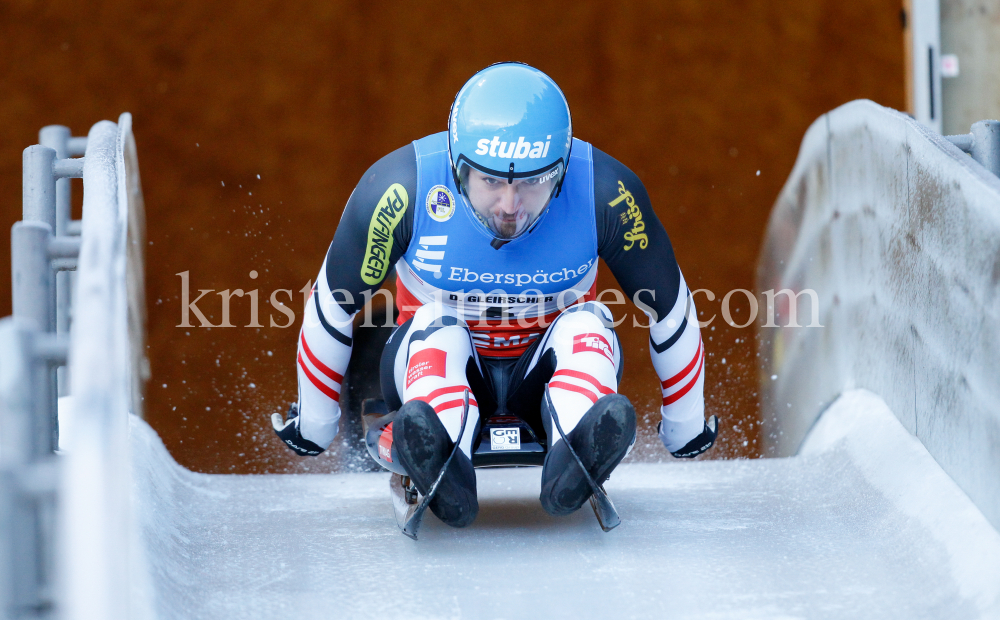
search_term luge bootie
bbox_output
[392,400,479,527]
[539,393,636,516]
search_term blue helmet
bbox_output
[448,63,572,242]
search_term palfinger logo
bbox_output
[361,184,409,286]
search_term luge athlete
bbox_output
[272,63,718,527]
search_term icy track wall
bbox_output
[758,99,1000,531]
[58,115,152,620]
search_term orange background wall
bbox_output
[1,0,904,473]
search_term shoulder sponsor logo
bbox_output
[426,185,455,222]
[405,347,447,388]
[572,333,614,365]
[361,184,409,286]
[474,135,552,160]
[609,180,648,251]
[412,235,447,280]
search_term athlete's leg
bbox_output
[379,303,487,457]
[525,301,637,516]
[524,302,626,439]
[377,303,484,527]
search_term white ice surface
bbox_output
[131,390,1000,619]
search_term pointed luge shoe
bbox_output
[540,393,636,516]
[392,400,479,528]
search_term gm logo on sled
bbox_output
[490,428,520,451]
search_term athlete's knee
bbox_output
[549,302,614,337]
[402,307,480,456]
[576,301,615,322]
[383,305,476,410]
[548,302,616,350]
[565,301,615,324]
[538,301,623,385]
[405,304,473,358]
[411,302,466,329]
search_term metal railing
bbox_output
[945,119,1000,178]
[2,115,147,620]
[14,128,87,452]
[0,320,64,619]
[1,124,87,619]
[38,126,86,404]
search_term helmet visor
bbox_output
[457,161,563,240]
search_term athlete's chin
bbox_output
[495,218,529,239]
[496,224,516,238]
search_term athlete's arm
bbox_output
[322,144,416,314]
[593,147,714,457]
[278,144,417,454]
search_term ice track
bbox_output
[35,103,1000,620]
[133,390,1000,619]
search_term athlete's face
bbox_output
[464,167,558,239]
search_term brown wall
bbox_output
[1,0,904,473]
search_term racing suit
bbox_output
[291,132,707,459]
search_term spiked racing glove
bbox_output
[664,415,719,459]
[271,403,326,456]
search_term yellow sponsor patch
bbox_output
[610,180,648,251]
[361,184,408,285]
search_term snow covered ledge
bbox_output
[758,99,1000,531]
[801,390,1000,614]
